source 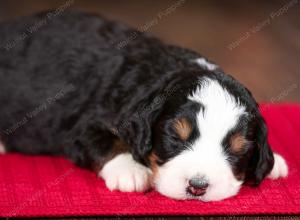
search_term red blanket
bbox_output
[0,104,299,217]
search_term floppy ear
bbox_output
[115,73,185,165]
[132,104,162,165]
[246,116,274,185]
[116,95,164,165]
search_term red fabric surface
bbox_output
[0,103,300,217]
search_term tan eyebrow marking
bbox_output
[230,133,247,153]
[173,117,192,141]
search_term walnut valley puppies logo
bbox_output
[260,82,298,113]
[270,83,298,103]
[111,84,182,135]
[3,84,75,136]
[1,0,74,51]
[6,168,74,217]
[115,0,186,49]
[243,82,298,121]
[227,0,298,50]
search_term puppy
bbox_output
[0,11,288,201]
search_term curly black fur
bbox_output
[0,10,273,185]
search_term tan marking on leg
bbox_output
[149,151,164,186]
[92,139,130,172]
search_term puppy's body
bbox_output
[0,11,287,201]
[0,11,196,156]
[0,11,205,164]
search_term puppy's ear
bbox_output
[115,76,182,165]
[246,116,274,185]
[116,97,163,165]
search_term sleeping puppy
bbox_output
[0,11,288,201]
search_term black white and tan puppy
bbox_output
[0,11,288,201]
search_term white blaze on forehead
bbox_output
[189,78,246,143]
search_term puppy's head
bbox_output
[131,74,274,201]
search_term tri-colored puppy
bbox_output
[0,11,288,201]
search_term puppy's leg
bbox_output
[268,153,288,179]
[100,152,152,192]
[65,129,151,192]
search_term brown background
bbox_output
[0,0,299,102]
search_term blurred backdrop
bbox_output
[0,0,299,102]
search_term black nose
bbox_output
[187,177,209,196]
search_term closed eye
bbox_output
[183,142,194,151]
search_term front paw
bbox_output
[99,153,152,192]
[268,153,288,179]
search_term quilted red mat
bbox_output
[0,103,300,217]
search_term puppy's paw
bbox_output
[99,153,152,192]
[268,153,288,179]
